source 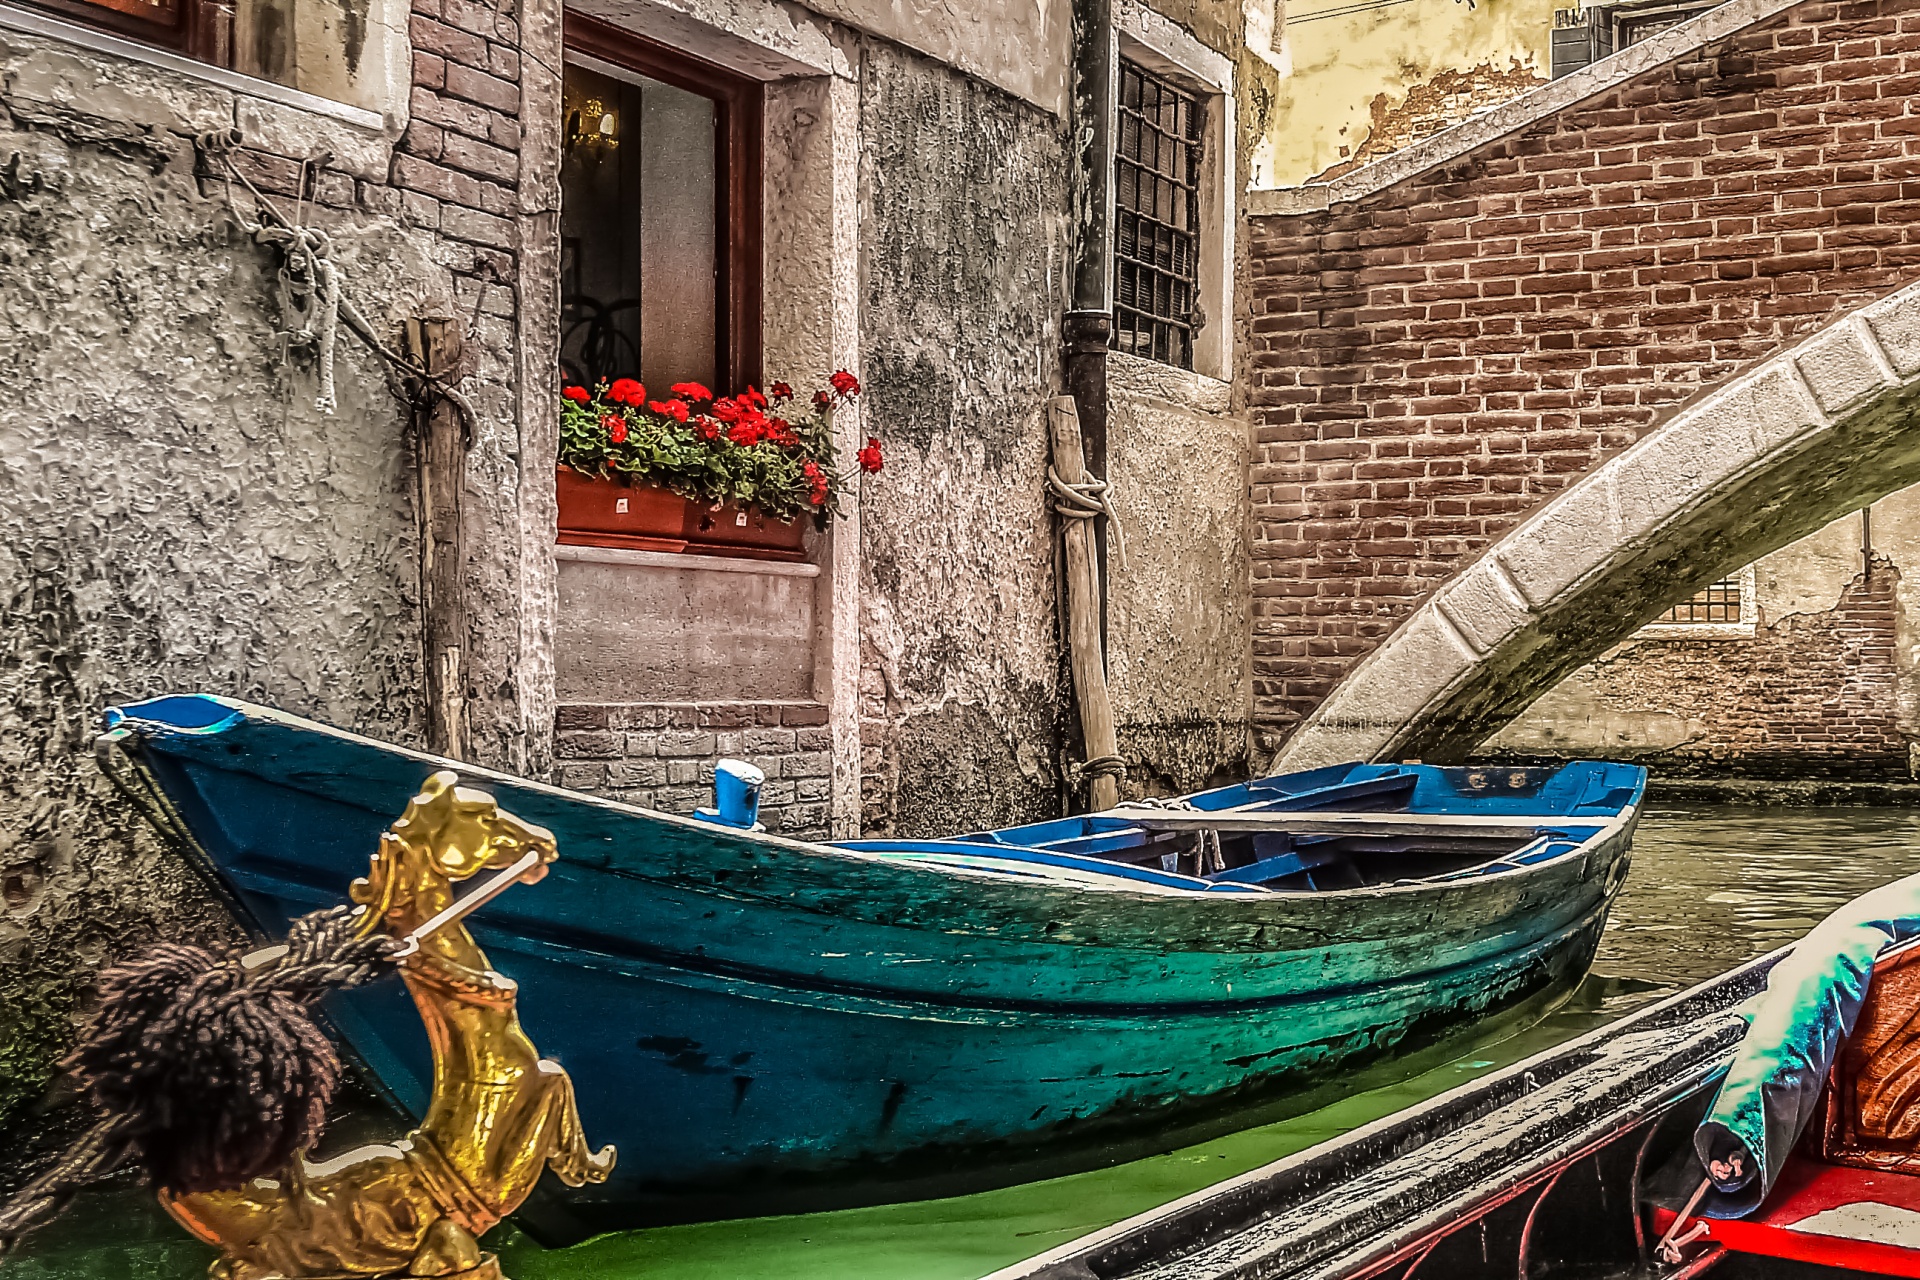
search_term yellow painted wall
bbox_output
[1256,0,1558,188]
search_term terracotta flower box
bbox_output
[555,467,689,553]
[556,469,810,562]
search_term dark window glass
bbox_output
[1113,57,1203,370]
[561,63,718,390]
[1657,577,1743,625]
[559,16,763,393]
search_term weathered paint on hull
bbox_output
[105,697,1636,1232]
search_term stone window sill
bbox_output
[0,0,386,131]
[1630,622,1756,642]
[554,543,822,579]
[1108,350,1233,415]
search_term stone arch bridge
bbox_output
[1246,0,1920,770]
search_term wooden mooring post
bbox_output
[1048,395,1120,812]
[404,317,468,760]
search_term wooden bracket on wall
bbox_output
[404,317,469,761]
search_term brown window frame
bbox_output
[562,13,764,393]
[22,0,230,64]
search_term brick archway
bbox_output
[1273,281,1920,771]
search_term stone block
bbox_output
[1277,611,1476,770]
[761,781,797,806]
[1432,558,1532,655]
[796,778,831,802]
[1864,282,1920,377]
[554,704,606,731]
[1494,477,1620,608]
[780,752,833,778]
[558,762,606,790]
[666,760,701,785]
[555,730,620,759]
[715,731,744,755]
[608,705,669,730]
[656,730,718,757]
[621,732,659,757]
[655,785,709,812]
[1793,319,1891,415]
[744,728,798,754]
[794,728,832,751]
[782,704,831,726]
[607,760,666,788]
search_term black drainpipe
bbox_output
[1066,0,1114,620]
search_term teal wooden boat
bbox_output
[98,694,1645,1236]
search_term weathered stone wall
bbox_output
[1249,0,1920,757]
[1490,557,1909,779]
[554,701,836,837]
[853,38,1074,837]
[0,0,553,1133]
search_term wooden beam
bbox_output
[405,317,468,760]
[1103,808,1621,840]
[1049,396,1120,813]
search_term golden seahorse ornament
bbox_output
[160,771,615,1280]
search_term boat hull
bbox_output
[105,698,1637,1232]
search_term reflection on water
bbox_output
[1599,805,1920,989]
[13,806,1920,1280]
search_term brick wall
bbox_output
[198,0,523,347]
[555,703,837,838]
[1489,558,1908,778]
[1250,0,1920,751]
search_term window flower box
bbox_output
[556,373,880,563]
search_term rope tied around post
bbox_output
[1070,753,1128,792]
[1046,464,1128,570]
[194,130,478,433]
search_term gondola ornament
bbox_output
[0,771,613,1280]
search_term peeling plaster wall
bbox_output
[0,25,540,1133]
[1258,0,1555,187]
[854,39,1072,837]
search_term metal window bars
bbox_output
[1657,577,1743,625]
[1113,58,1203,370]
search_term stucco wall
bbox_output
[0,9,547,1132]
[1106,355,1253,793]
[853,38,1073,836]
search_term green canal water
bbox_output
[11,804,1920,1280]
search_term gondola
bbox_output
[992,877,1920,1280]
[98,693,1644,1238]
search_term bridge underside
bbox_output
[1275,287,1920,771]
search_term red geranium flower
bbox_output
[711,398,743,424]
[813,390,832,408]
[608,378,645,407]
[728,420,766,447]
[603,414,629,445]
[670,381,713,402]
[563,385,590,404]
[741,386,766,408]
[857,437,883,473]
[769,382,793,400]
[649,399,691,423]
[694,417,720,441]
[830,370,861,397]
[767,419,800,449]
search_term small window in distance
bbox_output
[22,0,393,110]
[1656,576,1742,625]
[1112,56,1204,371]
[560,15,763,394]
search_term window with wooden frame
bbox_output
[20,0,393,110]
[1113,55,1204,370]
[560,14,763,396]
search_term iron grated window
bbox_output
[1658,577,1743,625]
[1114,58,1204,370]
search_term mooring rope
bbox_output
[1047,464,1129,569]
[195,131,477,432]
